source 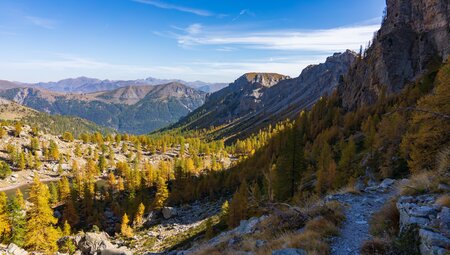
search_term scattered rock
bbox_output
[255,239,266,248]
[437,183,450,192]
[101,247,133,255]
[378,178,395,190]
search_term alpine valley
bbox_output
[0,0,448,255]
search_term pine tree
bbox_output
[227,181,248,228]
[59,176,71,202]
[49,140,60,161]
[205,217,214,239]
[74,143,82,157]
[117,177,125,191]
[60,221,76,254]
[220,200,229,221]
[63,197,79,228]
[25,176,60,253]
[0,161,11,179]
[14,122,22,137]
[0,192,11,241]
[120,213,133,237]
[7,194,26,246]
[18,152,26,170]
[108,172,117,191]
[15,189,25,209]
[402,61,450,173]
[63,132,74,142]
[134,203,145,227]
[49,182,59,205]
[30,137,40,153]
[153,177,168,210]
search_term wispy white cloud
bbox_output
[0,53,331,83]
[26,16,56,29]
[185,23,202,35]
[132,0,216,17]
[232,9,255,22]
[172,23,380,52]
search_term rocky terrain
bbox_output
[397,193,450,255]
[338,0,450,109]
[0,83,206,134]
[173,50,356,141]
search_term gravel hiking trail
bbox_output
[329,181,397,255]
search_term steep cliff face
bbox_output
[339,0,449,109]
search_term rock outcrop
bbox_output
[339,0,450,109]
[397,195,450,255]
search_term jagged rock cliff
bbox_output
[339,0,450,109]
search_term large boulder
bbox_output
[6,243,28,255]
[77,232,122,255]
[162,207,178,219]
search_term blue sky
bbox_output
[0,0,385,83]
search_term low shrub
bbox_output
[360,238,393,255]
[369,199,399,238]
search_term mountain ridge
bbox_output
[171,50,357,141]
[27,76,228,93]
[0,82,206,134]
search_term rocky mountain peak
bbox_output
[299,50,357,80]
[233,73,290,89]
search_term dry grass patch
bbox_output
[360,238,393,255]
[304,217,339,237]
[435,194,450,207]
[399,171,436,195]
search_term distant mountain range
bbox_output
[14,76,228,94]
[171,50,357,141]
[0,82,206,134]
[0,52,359,136]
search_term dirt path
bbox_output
[329,181,397,255]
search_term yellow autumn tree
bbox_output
[120,213,133,237]
[153,177,169,210]
[0,192,11,240]
[25,176,60,253]
[401,60,450,173]
[134,203,145,227]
